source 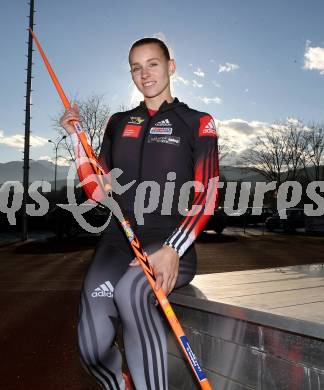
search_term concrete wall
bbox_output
[166,303,324,390]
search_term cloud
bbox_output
[220,150,244,166]
[218,62,239,73]
[217,117,306,166]
[304,42,324,75]
[0,129,48,149]
[172,74,189,85]
[220,118,268,137]
[271,117,307,132]
[192,80,203,88]
[193,67,205,77]
[215,118,270,159]
[217,119,268,154]
[198,96,222,105]
[39,155,54,163]
[212,80,221,88]
[286,117,299,126]
[39,155,70,166]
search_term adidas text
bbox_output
[91,281,114,298]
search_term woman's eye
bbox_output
[132,67,141,73]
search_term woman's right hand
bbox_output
[59,102,81,135]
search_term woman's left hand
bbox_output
[129,245,179,295]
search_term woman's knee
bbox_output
[114,267,150,314]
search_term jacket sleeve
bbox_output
[164,114,220,257]
[69,115,114,202]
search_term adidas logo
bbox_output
[200,118,217,137]
[205,119,216,130]
[91,280,114,298]
[154,119,172,126]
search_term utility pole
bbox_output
[22,0,35,241]
[48,135,67,193]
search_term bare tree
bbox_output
[283,119,308,181]
[240,118,324,188]
[52,94,111,162]
[241,124,288,188]
[218,134,231,163]
[302,123,324,181]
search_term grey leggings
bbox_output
[76,224,197,390]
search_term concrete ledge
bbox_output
[166,264,324,389]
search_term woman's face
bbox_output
[129,43,175,99]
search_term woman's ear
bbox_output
[168,59,176,76]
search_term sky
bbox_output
[0,0,324,166]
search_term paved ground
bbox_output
[1,228,324,389]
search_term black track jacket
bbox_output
[72,98,219,257]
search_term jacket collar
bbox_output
[139,97,181,115]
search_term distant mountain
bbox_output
[0,160,268,189]
[220,165,267,183]
[0,160,70,189]
[220,165,324,183]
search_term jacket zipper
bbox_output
[135,114,154,226]
[138,115,153,183]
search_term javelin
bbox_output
[29,28,213,390]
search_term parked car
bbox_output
[46,203,111,238]
[48,202,228,238]
[265,208,305,232]
[3,208,49,232]
[225,207,274,227]
[204,207,227,234]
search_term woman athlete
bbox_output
[60,37,219,390]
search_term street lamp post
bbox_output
[48,135,66,193]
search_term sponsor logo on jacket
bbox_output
[150,127,173,135]
[148,135,180,146]
[199,116,218,137]
[154,119,172,127]
[129,116,145,124]
[122,124,142,138]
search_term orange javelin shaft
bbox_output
[29,28,70,109]
[30,27,213,390]
[29,27,107,180]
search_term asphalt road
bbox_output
[1,229,324,389]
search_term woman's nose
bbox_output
[141,67,150,78]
